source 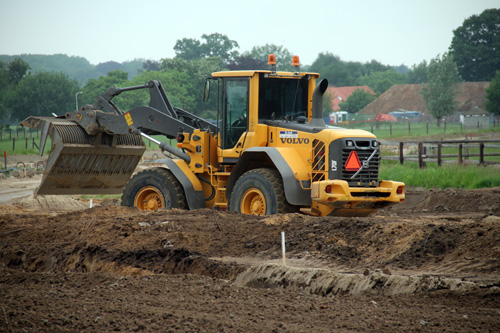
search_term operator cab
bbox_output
[207,70,319,151]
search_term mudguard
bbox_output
[157,158,205,209]
[226,147,311,206]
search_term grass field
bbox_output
[337,121,500,139]
[379,160,500,189]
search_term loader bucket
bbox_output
[21,117,146,195]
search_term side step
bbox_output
[22,117,146,195]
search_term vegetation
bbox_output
[338,89,376,113]
[1,8,499,124]
[0,54,100,83]
[4,71,80,121]
[380,161,500,189]
[174,33,239,65]
[420,53,462,126]
[449,8,500,82]
[339,120,500,139]
[485,70,500,115]
[358,70,406,95]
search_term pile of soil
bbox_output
[360,82,490,115]
[1,188,500,331]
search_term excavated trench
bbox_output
[3,188,500,298]
[3,240,499,297]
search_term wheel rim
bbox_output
[134,186,165,211]
[240,188,266,215]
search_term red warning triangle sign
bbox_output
[345,151,362,171]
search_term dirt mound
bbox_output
[2,188,500,331]
[360,82,490,115]
[388,187,500,216]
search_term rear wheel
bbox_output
[121,168,187,211]
[230,168,296,216]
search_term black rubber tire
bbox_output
[229,168,297,215]
[121,167,187,210]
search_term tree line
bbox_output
[0,9,498,125]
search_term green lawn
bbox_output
[380,160,500,189]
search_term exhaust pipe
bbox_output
[309,78,328,128]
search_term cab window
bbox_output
[258,74,309,121]
[221,78,248,149]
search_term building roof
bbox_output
[326,86,375,111]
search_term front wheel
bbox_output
[229,168,296,216]
[121,168,187,211]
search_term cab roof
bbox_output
[211,70,320,79]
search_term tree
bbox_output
[7,57,30,85]
[160,57,222,114]
[358,70,406,95]
[141,60,162,72]
[485,70,500,115]
[0,61,10,120]
[310,53,393,87]
[449,9,500,81]
[244,44,295,72]
[0,54,100,84]
[121,59,146,78]
[173,33,239,65]
[125,70,196,112]
[81,70,129,106]
[4,71,80,121]
[310,53,355,87]
[95,61,123,76]
[338,88,375,113]
[420,53,462,126]
[173,38,203,61]
[407,60,428,84]
[227,55,267,70]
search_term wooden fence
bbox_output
[382,140,500,168]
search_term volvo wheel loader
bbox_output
[21,56,405,216]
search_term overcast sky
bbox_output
[0,0,498,67]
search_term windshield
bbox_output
[258,74,309,121]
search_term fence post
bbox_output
[437,143,442,166]
[479,142,484,165]
[458,144,463,164]
[399,142,404,165]
[408,122,411,135]
[12,138,15,151]
[418,142,425,169]
[25,137,28,149]
[426,123,429,135]
[444,121,447,133]
[390,124,392,136]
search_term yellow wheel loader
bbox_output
[21,57,404,217]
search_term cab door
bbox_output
[220,78,249,150]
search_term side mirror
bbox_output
[203,79,210,102]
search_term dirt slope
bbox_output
[1,188,500,331]
[360,82,490,115]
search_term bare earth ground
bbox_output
[1,159,500,331]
